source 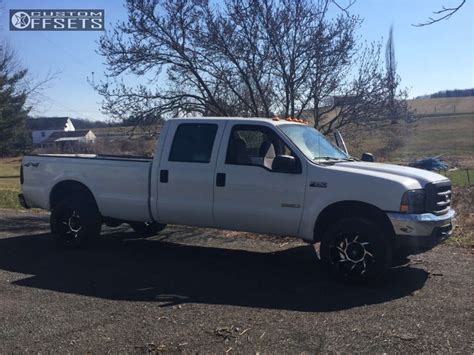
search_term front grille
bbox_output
[425,181,452,215]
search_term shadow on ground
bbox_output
[0,231,428,312]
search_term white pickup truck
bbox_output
[19,117,455,282]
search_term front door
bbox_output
[213,123,306,236]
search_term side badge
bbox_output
[310,181,327,188]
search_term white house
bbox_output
[31,117,75,145]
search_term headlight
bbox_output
[400,189,426,213]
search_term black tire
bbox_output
[320,217,392,283]
[392,248,411,264]
[50,197,102,248]
[129,222,166,238]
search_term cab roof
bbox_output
[167,116,309,126]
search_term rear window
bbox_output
[169,123,218,163]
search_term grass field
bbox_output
[398,97,473,166]
[440,169,473,187]
[342,113,474,169]
[304,96,474,168]
[396,114,474,164]
[0,157,22,209]
[408,96,474,116]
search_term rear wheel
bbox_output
[129,222,166,238]
[50,197,102,248]
[320,217,392,283]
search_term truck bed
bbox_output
[22,154,153,222]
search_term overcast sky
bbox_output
[1,0,473,121]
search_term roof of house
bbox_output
[54,137,84,142]
[42,130,94,144]
[27,117,71,130]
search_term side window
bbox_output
[226,125,295,170]
[169,123,218,163]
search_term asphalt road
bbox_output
[0,209,472,353]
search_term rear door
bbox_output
[156,120,226,227]
[213,122,307,236]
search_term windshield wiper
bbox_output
[313,156,354,162]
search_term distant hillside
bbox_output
[416,89,474,99]
[408,96,474,117]
[70,118,113,129]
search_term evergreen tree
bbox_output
[0,44,31,156]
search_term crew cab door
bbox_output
[213,123,306,236]
[156,120,225,227]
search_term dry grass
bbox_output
[341,113,474,168]
[92,137,156,156]
[303,97,474,167]
[397,97,473,167]
[0,157,21,209]
[93,125,161,138]
[408,96,474,116]
[448,187,474,250]
[396,114,474,165]
[0,157,21,190]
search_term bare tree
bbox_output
[413,0,466,26]
[93,0,411,134]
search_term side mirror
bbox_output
[333,129,348,155]
[361,152,375,162]
[272,155,300,173]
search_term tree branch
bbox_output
[413,0,466,26]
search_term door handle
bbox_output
[160,170,169,183]
[24,161,39,168]
[216,173,226,187]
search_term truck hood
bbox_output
[329,161,448,188]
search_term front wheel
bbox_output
[320,217,392,283]
[129,222,166,238]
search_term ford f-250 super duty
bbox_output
[19,117,455,282]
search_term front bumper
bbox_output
[387,209,455,251]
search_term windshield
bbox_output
[279,124,349,161]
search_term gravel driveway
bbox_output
[0,209,472,353]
